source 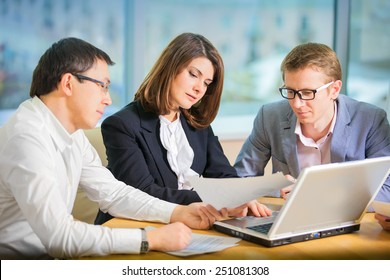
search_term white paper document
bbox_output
[146,227,240,257]
[189,172,291,209]
[371,201,390,217]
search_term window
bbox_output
[129,0,334,138]
[1,0,388,139]
[346,0,390,113]
[0,0,125,123]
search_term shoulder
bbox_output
[339,94,387,118]
[102,101,142,128]
[254,100,292,123]
[1,99,48,142]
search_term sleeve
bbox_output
[365,108,390,202]
[1,132,175,258]
[202,126,238,178]
[102,114,201,205]
[234,105,272,177]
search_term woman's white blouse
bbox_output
[159,114,198,190]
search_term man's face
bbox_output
[284,67,340,128]
[69,59,112,131]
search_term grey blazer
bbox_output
[234,94,390,201]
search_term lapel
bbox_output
[280,108,300,177]
[179,114,204,174]
[136,102,178,185]
[330,97,351,162]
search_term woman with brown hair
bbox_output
[95,33,271,224]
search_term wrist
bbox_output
[170,205,184,223]
[139,228,149,254]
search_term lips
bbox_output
[186,93,197,101]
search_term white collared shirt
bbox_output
[159,114,198,190]
[295,102,338,170]
[0,97,176,259]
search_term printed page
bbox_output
[189,173,291,209]
[145,227,241,257]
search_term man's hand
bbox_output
[375,213,390,231]
[147,222,192,252]
[170,203,224,230]
[281,174,296,199]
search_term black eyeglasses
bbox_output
[72,73,110,94]
[279,81,334,100]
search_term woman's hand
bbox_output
[223,200,272,217]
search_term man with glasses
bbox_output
[0,37,225,259]
[234,42,390,215]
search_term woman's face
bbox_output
[169,57,214,113]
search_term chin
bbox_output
[181,103,193,110]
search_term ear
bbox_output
[331,80,342,99]
[59,73,74,97]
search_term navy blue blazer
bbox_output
[95,101,237,224]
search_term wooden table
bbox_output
[80,198,390,260]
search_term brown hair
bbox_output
[280,42,342,82]
[134,33,224,129]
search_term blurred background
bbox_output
[0,0,389,139]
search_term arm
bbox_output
[234,106,272,177]
[1,132,158,258]
[202,126,238,178]
[364,108,390,201]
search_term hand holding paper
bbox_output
[189,173,291,209]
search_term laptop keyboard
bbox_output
[247,223,273,234]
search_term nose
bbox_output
[290,94,305,108]
[193,79,206,95]
[103,91,112,106]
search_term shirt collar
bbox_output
[295,101,338,141]
[32,96,74,152]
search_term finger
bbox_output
[203,207,216,225]
[285,174,297,184]
[249,203,261,217]
[219,207,229,218]
[375,213,390,222]
[259,205,273,216]
[203,204,224,220]
[199,206,216,228]
[195,206,211,229]
[227,204,248,217]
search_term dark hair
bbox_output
[281,42,342,82]
[30,37,114,97]
[134,32,224,129]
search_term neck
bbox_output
[301,106,335,142]
[40,93,76,134]
[162,111,179,122]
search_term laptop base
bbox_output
[213,223,360,247]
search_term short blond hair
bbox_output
[281,42,342,82]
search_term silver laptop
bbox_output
[214,156,390,247]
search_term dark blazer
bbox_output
[95,101,237,224]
